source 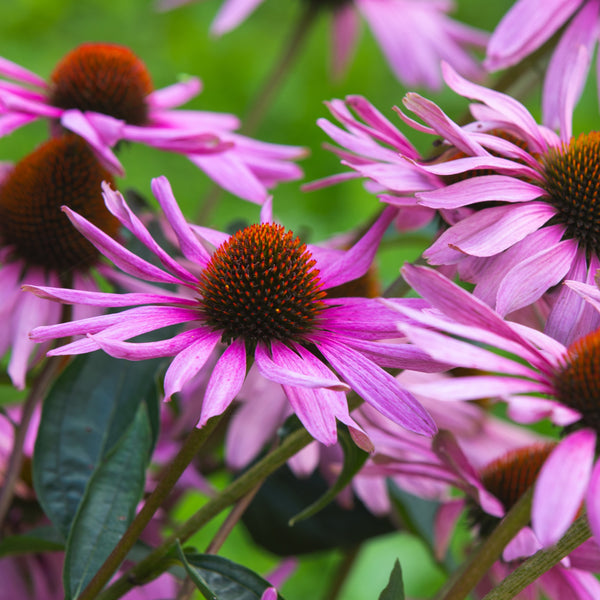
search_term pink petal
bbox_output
[496,237,578,315]
[485,0,583,70]
[330,5,359,79]
[586,458,600,549]
[254,343,349,391]
[315,337,437,436]
[198,339,246,426]
[210,0,265,35]
[147,77,202,109]
[417,175,545,209]
[151,176,212,267]
[426,202,555,259]
[532,429,596,547]
[163,330,221,401]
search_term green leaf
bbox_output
[33,351,162,537]
[378,560,405,600]
[289,425,368,525]
[0,525,64,557]
[63,401,152,600]
[175,550,285,600]
[175,541,218,600]
[387,481,439,554]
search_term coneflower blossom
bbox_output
[390,62,600,344]
[0,43,305,202]
[157,0,488,88]
[25,176,442,446]
[486,0,600,129]
[0,134,121,388]
[385,263,600,551]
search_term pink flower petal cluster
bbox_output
[374,62,600,344]
[25,177,445,447]
[384,263,600,557]
[0,44,305,203]
[157,0,488,89]
[486,0,600,129]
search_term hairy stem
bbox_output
[78,416,221,600]
[96,425,314,600]
[482,515,592,600]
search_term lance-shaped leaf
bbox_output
[289,425,368,525]
[0,525,64,557]
[63,401,152,600]
[175,547,286,600]
[379,560,405,600]
[33,351,162,537]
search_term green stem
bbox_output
[436,487,534,600]
[0,356,64,531]
[96,424,315,600]
[482,515,592,600]
[195,3,318,225]
[78,416,222,600]
[241,3,318,136]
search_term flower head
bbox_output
[0,43,305,202]
[0,134,120,388]
[393,63,600,343]
[26,177,442,446]
[384,263,600,553]
[157,0,488,89]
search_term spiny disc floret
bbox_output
[553,329,600,433]
[198,224,326,346]
[543,132,600,255]
[48,43,153,125]
[0,135,118,271]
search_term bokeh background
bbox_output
[1,0,598,597]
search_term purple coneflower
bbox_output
[391,63,600,344]
[385,263,600,551]
[25,176,441,446]
[0,134,122,388]
[157,0,488,88]
[486,0,600,129]
[0,43,305,202]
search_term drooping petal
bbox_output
[318,206,396,288]
[198,338,246,426]
[585,458,600,548]
[162,329,221,401]
[417,175,545,209]
[315,336,437,436]
[151,176,212,268]
[254,343,349,391]
[532,429,596,547]
[485,0,583,71]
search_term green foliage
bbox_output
[176,542,286,600]
[63,402,153,599]
[32,351,161,537]
[289,425,369,525]
[378,559,405,600]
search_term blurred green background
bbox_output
[1,0,598,597]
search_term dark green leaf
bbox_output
[175,541,217,600]
[289,425,369,525]
[0,525,64,557]
[33,351,162,537]
[243,464,394,555]
[387,481,439,553]
[378,560,405,600]
[63,401,152,600]
[176,551,285,600]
